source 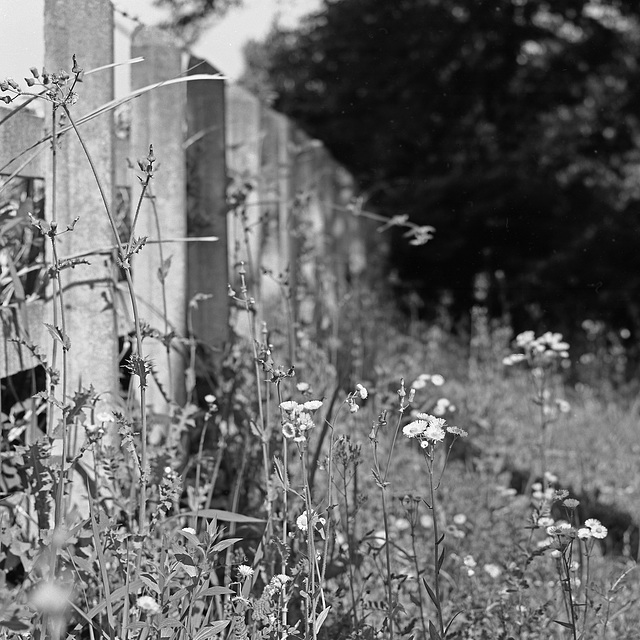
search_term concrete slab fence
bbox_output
[0,0,376,415]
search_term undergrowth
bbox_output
[1,57,639,640]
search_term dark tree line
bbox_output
[239,0,640,339]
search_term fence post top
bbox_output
[132,24,180,48]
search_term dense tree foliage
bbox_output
[241,0,640,337]
[154,0,240,43]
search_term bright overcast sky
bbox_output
[0,0,322,87]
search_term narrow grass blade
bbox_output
[422,578,438,607]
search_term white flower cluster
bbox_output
[410,373,445,390]
[503,331,570,367]
[577,518,608,540]
[402,413,467,448]
[280,400,323,442]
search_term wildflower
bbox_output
[411,377,428,390]
[137,595,161,615]
[282,422,296,439]
[591,524,608,539]
[563,498,580,509]
[483,563,502,579]
[433,397,454,416]
[181,527,196,535]
[237,565,254,579]
[538,516,555,528]
[453,513,467,526]
[356,383,368,399]
[296,510,326,535]
[204,394,216,404]
[447,525,465,539]
[30,581,72,616]
[96,411,115,422]
[403,419,428,438]
[349,402,359,414]
[516,331,535,347]
[303,400,323,411]
[420,514,434,529]
[577,528,592,539]
[550,549,562,559]
[463,555,477,568]
[556,399,571,413]
[585,519,608,539]
[393,517,411,531]
[424,421,446,442]
[280,400,299,413]
[446,426,468,437]
[430,374,445,386]
[296,382,311,392]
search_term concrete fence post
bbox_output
[44,0,119,413]
[186,57,229,363]
[225,84,262,301]
[130,27,187,411]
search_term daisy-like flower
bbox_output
[463,555,477,568]
[433,398,453,416]
[430,374,445,387]
[591,525,608,540]
[424,422,446,442]
[137,595,161,615]
[446,426,468,437]
[403,419,428,438]
[237,565,254,579]
[280,400,299,413]
[453,513,467,526]
[483,563,502,579]
[282,422,296,439]
[303,400,323,411]
[296,510,326,535]
[585,519,608,539]
[411,377,428,390]
[516,331,535,347]
[563,498,580,509]
[356,383,368,399]
[577,528,592,539]
[296,382,311,393]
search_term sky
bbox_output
[0,0,321,91]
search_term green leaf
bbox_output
[44,323,71,350]
[210,537,243,554]
[157,255,173,282]
[314,606,331,635]
[429,620,442,640]
[197,586,234,598]
[166,509,265,524]
[554,620,575,630]
[423,578,438,607]
[0,619,31,632]
[438,546,446,572]
[193,621,230,640]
